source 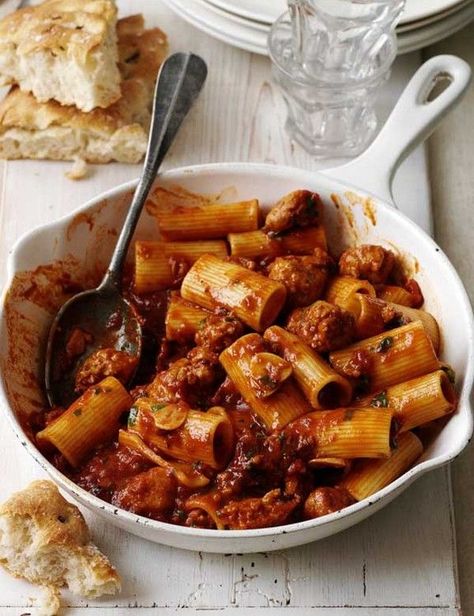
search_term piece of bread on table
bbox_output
[0,480,120,607]
[0,0,121,112]
[0,15,168,164]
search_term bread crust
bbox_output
[0,480,121,598]
[0,15,168,163]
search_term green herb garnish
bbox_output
[73,408,82,417]
[376,336,394,353]
[128,407,139,427]
[151,403,167,413]
[371,391,389,408]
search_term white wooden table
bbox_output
[0,2,462,614]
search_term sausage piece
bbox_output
[339,244,395,284]
[267,249,332,307]
[195,314,245,353]
[113,467,177,518]
[264,190,322,234]
[304,486,355,519]
[287,300,355,353]
[75,348,138,393]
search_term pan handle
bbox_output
[323,55,471,205]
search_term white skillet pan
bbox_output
[1,55,472,553]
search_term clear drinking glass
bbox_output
[269,0,405,158]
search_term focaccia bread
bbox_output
[0,0,121,112]
[0,15,168,164]
[0,480,120,614]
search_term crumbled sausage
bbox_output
[113,467,177,518]
[147,345,222,406]
[217,489,299,529]
[303,486,355,519]
[267,249,332,307]
[339,244,395,284]
[75,348,138,393]
[264,190,322,234]
[287,300,355,353]
[66,327,93,360]
[195,314,245,353]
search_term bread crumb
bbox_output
[66,158,88,180]
[38,586,61,616]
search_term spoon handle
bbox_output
[101,52,208,291]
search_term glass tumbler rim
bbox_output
[268,11,397,90]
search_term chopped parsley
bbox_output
[371,391,389,408]
[73,408,82,417]
[442,365,456,384]
[151,403,167,413]
[258,374,277,389]
[128,407,139,427]
[376,336,394,353]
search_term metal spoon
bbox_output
[45,52,208,408]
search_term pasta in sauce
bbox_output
[35,188,457,530]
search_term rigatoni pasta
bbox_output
[264,325,352,409]
[181,254,287,331]
[340,431,423,500]
[220,333,309,428]
[155,199,259,240]
[228,226,327,259]
[134,239,228,293]
[357,369,456,432]
[165,294,209,342]
[37,185,457,531]
[329,321,440,392]
[289,408,393,459]
[37,377,132,467]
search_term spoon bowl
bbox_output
[45,287,142,407]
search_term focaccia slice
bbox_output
[0,0,121,112]
[0,15,168,164]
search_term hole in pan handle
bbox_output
[323,55,472,208]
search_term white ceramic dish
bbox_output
[1,56,472,553]
[164,0,474,57]
[204,0,468,26]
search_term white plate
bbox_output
[162,0,269,55]
[205,0,468,26]
[164,0,474,57]
[397,0,473,33]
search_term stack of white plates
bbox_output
[162,0,474,56]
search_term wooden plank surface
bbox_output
[0,1,462,614]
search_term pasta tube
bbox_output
[228,226,327,259]
[155,199,259,240]
[387,302,440,353]
[264,325,352,409]
[329,321,440,392]
[118,430,210,488]
[357,369,456,432]
[286,407,393,458]
[220,333,309,429]
[184,491,225,530]
[134,240,228,293]
[181,254,286,331]
[340,431,423,500]
[165,294,209,343]
[376,285,414,306]
[325,276,376,307]
[129,404,234,470]
[37,377,132,467]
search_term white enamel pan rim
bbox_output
[1,54,473,545]
[2,160,473,541]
